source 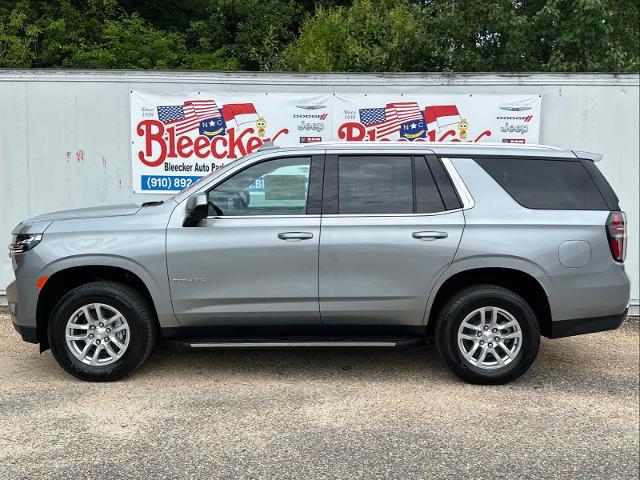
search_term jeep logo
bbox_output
[500,122,529,134]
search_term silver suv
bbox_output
[7,143,630,384]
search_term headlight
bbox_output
[8,234,43,255]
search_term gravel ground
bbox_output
[0,313,638,480]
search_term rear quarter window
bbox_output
[475,157,608,210]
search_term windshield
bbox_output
[171,151,263,203]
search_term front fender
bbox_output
[40,254,179,328]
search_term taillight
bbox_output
[606,211,626,262]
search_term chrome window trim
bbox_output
[205,214,320,220]
[321,210,463,219]
[440,157,475,210]
[205,211,462,220]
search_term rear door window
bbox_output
[337,156,414,214]
[475,157,608,210]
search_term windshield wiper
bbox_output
[141,201,164,207]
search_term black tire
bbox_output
[48,281,157,382]
[435,285,540,385]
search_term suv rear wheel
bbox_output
[435,285,540,384]
[48,281,157,381]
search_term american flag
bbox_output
[157,100,220,135]
[359,102,423,138]
[360,108,386,126]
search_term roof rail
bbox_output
[299,141,564,150]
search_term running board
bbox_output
[173,337,423,349]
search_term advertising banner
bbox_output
[131,91,541,193]
[333,94,541,144]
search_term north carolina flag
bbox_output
[221,103,260,127]
[424,105,462,132]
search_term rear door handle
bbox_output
[412,231,448,241]
[277,232,314,241]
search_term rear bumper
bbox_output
[548,309,628,339]
[539,266,630,322]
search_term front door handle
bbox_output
[277,232,314,241]
[412,231,448,241]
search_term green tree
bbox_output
[284,0,639,72]
[282,0,437,72]
[186,0,307,70]
[68,14,186,69]
[528,0,639,71]
[0,2,38,67]
[0,0,638,71]
[0,0,124,68]
[423,0,640,72]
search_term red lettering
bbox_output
[137,120,166,167]
[474,130,492,142]
[138,122,294,164]
[167,126,177,158]
[246,136,263,153]
[271,128,289,143]
[193,136,210,159]
[176,136,193,157]
[338,122,366,141]
[211,136,228,159]
[227,127,252,159]
[438,130,457,142]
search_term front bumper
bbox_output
[548,309,628,339]
[6,281,38,344]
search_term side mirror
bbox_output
[186,193,208,215]
[184,194,210,226]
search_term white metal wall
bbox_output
[1,71,638,313]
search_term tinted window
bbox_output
[208,157,310,216]
[414,157,446,213]
[581,160,619,209]
[427,156,462,210]
[338,156,413,214]
[476,157,608,210]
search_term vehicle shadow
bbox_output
[131,322,638,395]
[3,319,636,397]
[143,340,455,384]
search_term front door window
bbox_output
[208,157,311,216]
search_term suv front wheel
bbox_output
[48,281,157,381]
[435,285,540,384]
